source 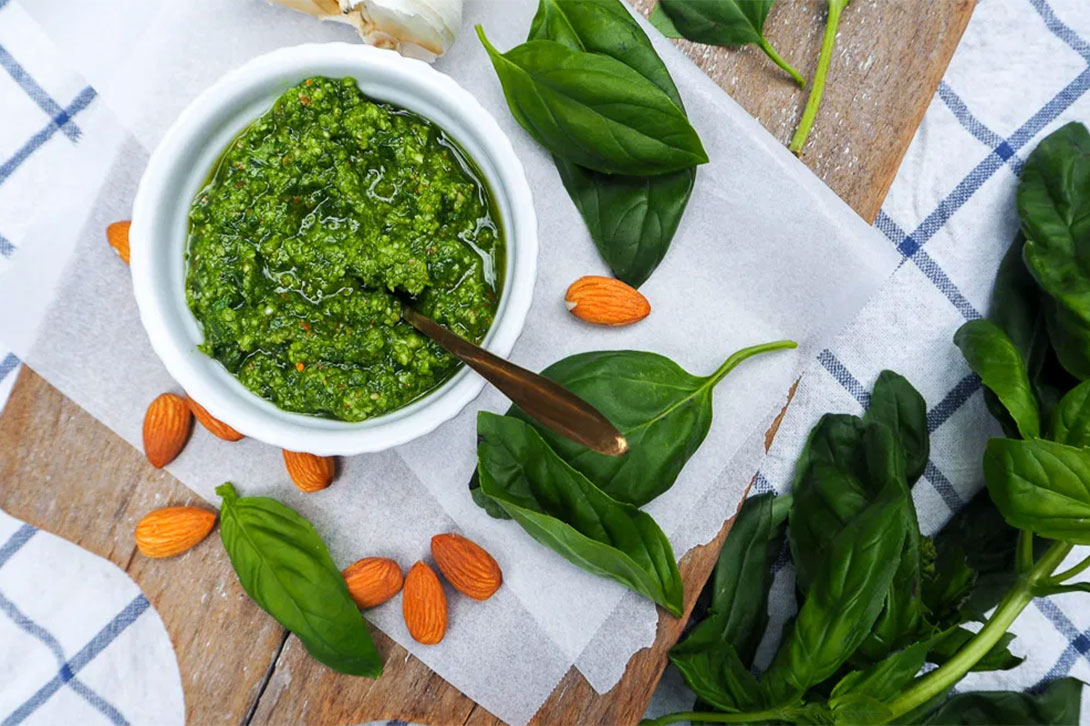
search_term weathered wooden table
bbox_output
[0,1,974,723]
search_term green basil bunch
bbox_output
[479,0,707,287]
[216,483,382,678]
[472,341,796,612]
[646,372,1083,726]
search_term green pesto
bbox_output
[185,77,503,421]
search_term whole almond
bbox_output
[403,561,447,645]
[186,395,243,442]
[342,557,404,609]
[107,220,131,264]
[282,450,335,492]
[431,533,503,601]
[143,393,193,468]
[135,506,216,558]
[564,275,650,326]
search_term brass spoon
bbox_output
[401,305,628,457]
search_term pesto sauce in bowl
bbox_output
[185,76,503,422]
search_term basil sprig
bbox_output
[216,483,382,677]
[528,0,698,288]
[476,412,684,615]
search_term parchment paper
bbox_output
[2,1,902,722]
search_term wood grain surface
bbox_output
[0,1,974,724]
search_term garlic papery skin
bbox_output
[271,0,462,62]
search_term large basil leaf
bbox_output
[989,234,1075,425]
[983,437,1090,543]
[1017,121,1090,379]
[528,0,697,288]
[920,676,1083,725]
[649,2,683,38]
[1052,379,1090,447]
[790,412,926,665]
[476,29,707,175]
[656,0,803,85]
[215,483,382,677]
[864,369,930,484]
[670,494,786,711]
[475,412,683,614]
[830,639,931,704]
[954,319,1041,439]
[511,341,797,507]
[764,459,909,696]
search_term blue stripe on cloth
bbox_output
[938,82,1007,152]
[1029,599,1090,691]
[752,472,774,495]
[0,589,129,725]
[0,524,35,568]
[0,86,95,187]
[0,353,20,384]
[927,374,982,433]
[0,0,10,11]
[910,247,981,320]
[1029,0,1090,62]
[0,45,80,141]
[817,349,869,408]
[923,460,963,512]
[0,233,14,257]
[1,595,146,726]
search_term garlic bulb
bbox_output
[273,0,463,61]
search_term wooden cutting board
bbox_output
[0,1,974,723]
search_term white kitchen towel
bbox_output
[0,1,902,723]
[0,510,185,725]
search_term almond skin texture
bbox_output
[403,562,447,644]
[431,533,503,601]
[342,557,404,609]
[564,275,650,326]
[143,393,193,469]
[282,450,335,492]
[186,395,243,442]
[107,220,131,264]
[135,506,216,558]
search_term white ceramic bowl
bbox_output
[131,44,537,455]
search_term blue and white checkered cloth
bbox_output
[6,0,1090,722]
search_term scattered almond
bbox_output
[342,557,404,609]
[403,561,447,644]
[564,275,650,326]
[283,450,335,492]
[143,393,193,469]
[431,533,503,601]
[186,395,243,442]
[107,220,131,265]
[135,506,216,557]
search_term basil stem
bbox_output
[788,0,849,155]
[882,540,1073,722]
[758,37,805,88]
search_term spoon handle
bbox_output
[402,307,628,457]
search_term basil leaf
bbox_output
[955,319,1041,439]
[1052,379,1090,447]
[1017,121,1090,379]
[476,29,708,175]
[765,449,910,696]
[984,437,1090,543]
[649,2,683,38]
[830,694,894,726]
[928,628,1023,672]
[215,483,382,677]
[864,369,930,483]
[553,158,695,288]
[528,0,697,287]
[920,677,1083,725]
[511,341,796,507]
[656,0,804,86]
[475,412,684,615]
[670,494,786,710]
[830,639,931,703]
